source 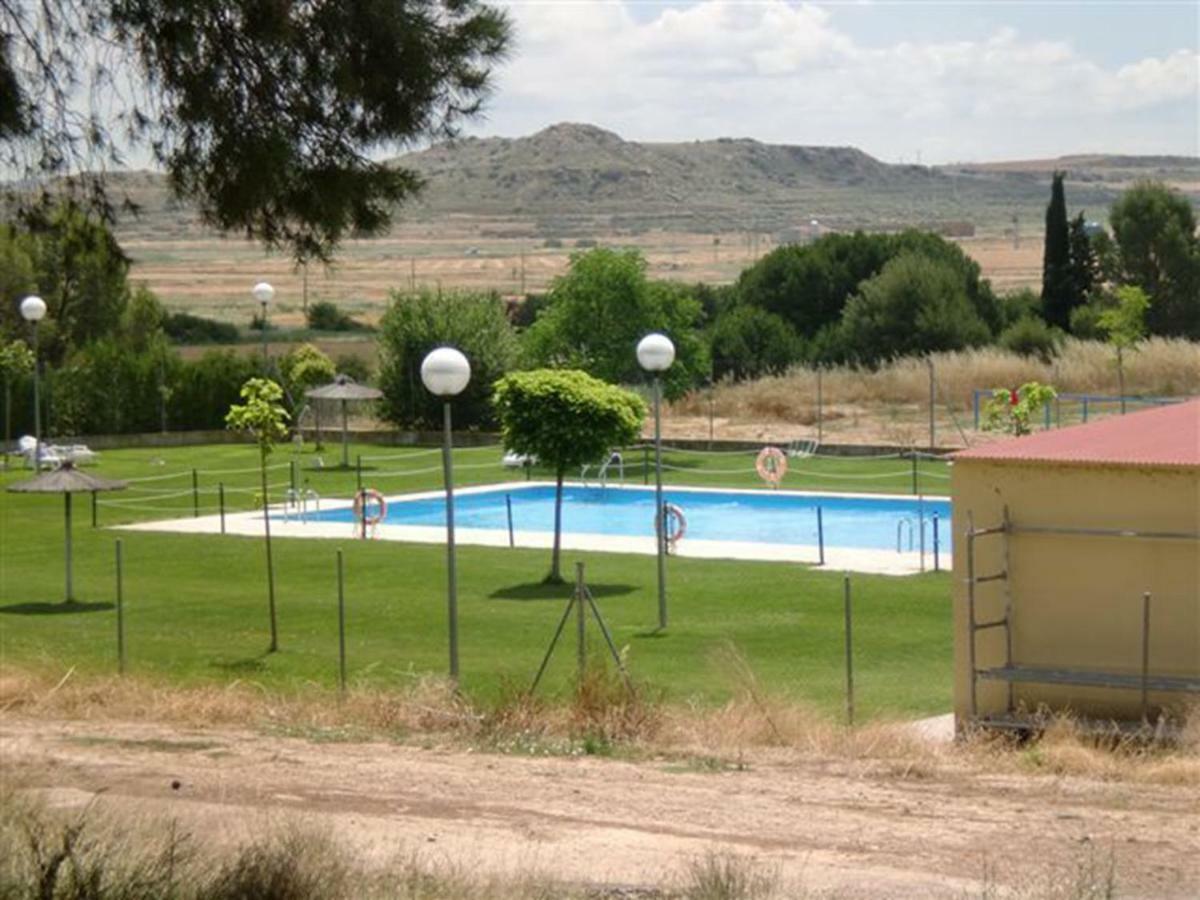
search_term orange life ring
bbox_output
[352,488,387,527]
[755,446,788,486]
[655,502,687,552]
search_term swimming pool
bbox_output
[290,484,951,554]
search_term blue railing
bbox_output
[971,391,1188,431]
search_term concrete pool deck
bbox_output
[116,482,948,577]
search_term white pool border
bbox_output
[116,480,951,577]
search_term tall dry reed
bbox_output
[676,338,1200,423]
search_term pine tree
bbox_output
[1068,213,1099,305]
[1041,171,1074,329]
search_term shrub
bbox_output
[710,306,799,381]
[998,315,1062,363]
[164,312,239,344]
[171,349,263,431]
[305,300,360,332]
[333,354,372,384]
[377,289,518,429]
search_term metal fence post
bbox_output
[642,447,649,485]
[115,539,125,674]
[910,453,918,495]
[91,490,98,528]
[290,459,297,492]
[932,512,940,572]
[356,454,363,492]
[505,493,515,548]
[575,562,586,687]
[219,482,226,534]
[816,506,825,566]
[973,390,980,430]
[192,468,199,517]
[337,549,347,696]
[843,574,854,726]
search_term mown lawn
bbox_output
[0,441,952,719]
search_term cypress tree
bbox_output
[1041,171,1074,329]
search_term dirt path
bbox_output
[2,717,1197,898]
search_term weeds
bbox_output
[681,852,780,900]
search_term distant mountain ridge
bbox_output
[100,122,1198,241]
[388,123,1198,234]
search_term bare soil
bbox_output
[3,716,1197,897]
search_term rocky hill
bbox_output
[100,123,1198,242]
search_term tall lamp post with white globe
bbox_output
[421,346,471,681]
[637,332,675,631]
[252,281,275,367]
[19,296,47,469]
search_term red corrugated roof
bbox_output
[953,398,1200,468]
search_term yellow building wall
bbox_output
[951,461,1200,723]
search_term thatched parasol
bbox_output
[305,374,383,468]
[7,462,127,602]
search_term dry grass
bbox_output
[2,666,1197,788]
[677,339,1200,425]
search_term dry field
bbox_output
[1,670,1198,899]
[126,222,1040,326]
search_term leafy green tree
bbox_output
[1,1,511,261]
[983,382,1057,436]
[280,343,337,404]
[709,306,799,381]
[524,249,709,400]
[225,377,290,652]
[736,232,892,338]
[1041,171,1075,329]
[378,289,517,429]
[736,230,1001,350]
[0,338,34,461]
[493,370,645,583]
[0,225,37,339]
[306,301,361,332]
[1109,181,1200,338]
[21,203,131,361]
[839,253,991,365]
[1097,285,1150,411]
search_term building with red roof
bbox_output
[951,399,1199,729]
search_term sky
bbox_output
[466,0,1200,163]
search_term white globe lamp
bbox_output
[251,281,275,305]
[420,347,471,398]
[20,295,46,322]
[637,333,675,373]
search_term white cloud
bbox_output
[480,1,1199,161]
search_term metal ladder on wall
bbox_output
[965,506,1014,719]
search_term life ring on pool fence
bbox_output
[755,446,788,487]
[655,502,687,554]
[352,488,387,537]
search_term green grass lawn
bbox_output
[0,441,952,720]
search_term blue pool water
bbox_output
[296,485,951,552]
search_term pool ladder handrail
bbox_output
[283,487,321,523]
[581,451,624,488]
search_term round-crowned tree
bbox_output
[493,369,646,583]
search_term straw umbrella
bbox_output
[305,374,383,468]
[7,462,127,602]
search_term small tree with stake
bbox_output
[226,377,290,651]
[1098,286,1150,415]
[493,370,646,583]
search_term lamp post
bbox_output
[252,281,275,367]
[420,346,471,681]
[19,296,46,469]
[637,332,675,631]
